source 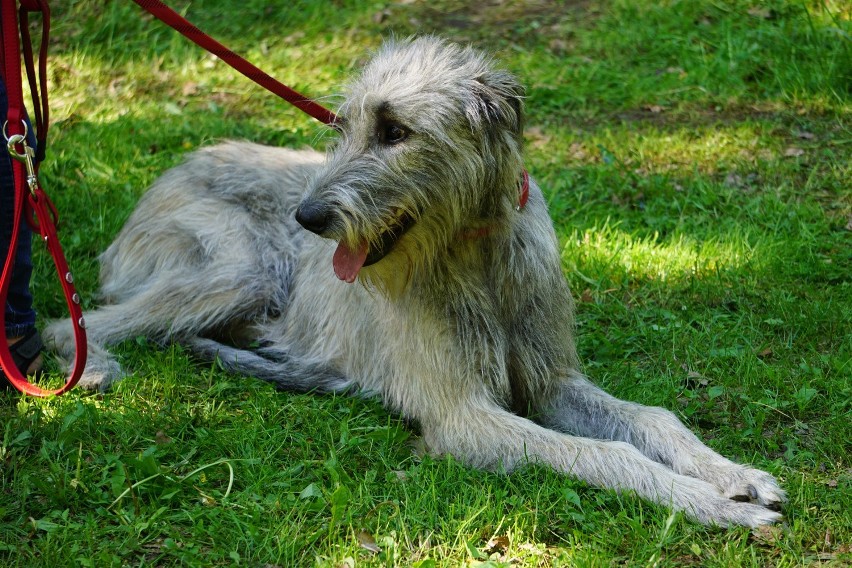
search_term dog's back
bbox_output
[99,142,323,312]
[45,142,326,389]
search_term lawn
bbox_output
[1,0,850,566]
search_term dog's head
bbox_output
[296,36,526,286]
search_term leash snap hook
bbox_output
[3,121,39,196]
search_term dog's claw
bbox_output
[716,466,786,508]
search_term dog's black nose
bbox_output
[295,201,332,235]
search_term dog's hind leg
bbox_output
[44,303,147,391]
[425,393,782,527]
[535,372,785,509]
[184,337,352,394]
[44,268,276,391]
[43,311,126,391]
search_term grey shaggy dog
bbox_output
[46,37,785,527]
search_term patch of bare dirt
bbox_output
[387,0,598,48]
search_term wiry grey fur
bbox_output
[45,37,785,527]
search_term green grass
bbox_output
[2,0,850,565]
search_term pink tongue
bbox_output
[332,240,369,283]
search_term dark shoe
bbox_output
[2,328,44,389]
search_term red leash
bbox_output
[130,0,338,127]
[1,0,87,396]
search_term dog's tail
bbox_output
[184,337,352,394]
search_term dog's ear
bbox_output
[468,70,525,138]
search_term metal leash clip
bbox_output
[3,120,38,195]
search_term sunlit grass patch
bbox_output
[530,121,792,174]
[561,223,771,288]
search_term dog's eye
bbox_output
[380,123,409,145]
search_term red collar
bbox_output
[459,170,529,240]
[518,169,529,210]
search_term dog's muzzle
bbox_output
[295,199,415,283]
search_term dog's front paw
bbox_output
[671,471,783,527]
[715,465,786,510]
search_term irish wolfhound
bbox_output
[46,36,784,527]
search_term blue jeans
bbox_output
[0,78,37,338]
